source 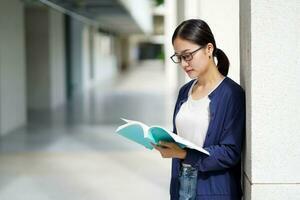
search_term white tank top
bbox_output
[175,77,225,147]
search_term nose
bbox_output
[180,58,189,68]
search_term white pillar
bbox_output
[176,0,189,86]
[82,25,91,90]
[168,0,240,88]
[70,19,92,95]
[164,0,179,93]
[182,0,240,83]
[49,9,66,109]
[70,18,84,96]
[240,0,300,199]
[26,6,66,110]
[0,0,26,135]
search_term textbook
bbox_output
[115,118,209,155]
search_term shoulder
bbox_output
[209,76,245,107]
[223,77,245,96]
[221,77,245,107]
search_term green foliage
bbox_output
[157,50,165,60]
[155,0,164,6]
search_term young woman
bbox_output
[152,19,246,200]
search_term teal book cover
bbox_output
[115,118,209,155]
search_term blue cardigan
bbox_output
[170,76,245,200]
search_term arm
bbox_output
[183,91,246,172]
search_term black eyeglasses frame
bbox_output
[170,46,204,64]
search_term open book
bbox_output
[115,118,209,155]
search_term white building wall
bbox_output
[49,9,66,109]
[0,0,26,135]
[240,0,300,199]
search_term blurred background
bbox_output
[0,0,299,199]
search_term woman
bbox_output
[152,19,246,200]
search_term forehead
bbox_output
[173,37,198,53]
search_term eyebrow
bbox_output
[174,49,190,55]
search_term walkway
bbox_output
[0,60,175,200]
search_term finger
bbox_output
[159,141,175,148]
[150,143,156,148]
[152,143,164,152]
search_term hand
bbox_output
[151,141,187,159]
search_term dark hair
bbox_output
[172,19,229,76]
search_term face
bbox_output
[172,37,211,79]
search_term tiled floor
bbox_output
[0,61,176,200]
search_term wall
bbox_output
[0,0,26,135]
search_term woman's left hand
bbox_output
[152,141,187,159]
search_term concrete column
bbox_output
[49,9,66,109]
[89,27,95,81]
[82,25,91,90]
[240,0,300,199]
[94,32,118,82]
[164,0,178,92]
[178,0,240,83]
[26,6,50,110]
[70,18,84,96]
[168,0,240,86]
[120,36,130,72]
[176,0,188,86]
[114,36,123,73]
[70,19,93,95]
[195,0,240,83]
[0,0,26,135]
[26,6,66,110]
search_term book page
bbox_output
[119,118,150,138]
[116,118,154,149]
[149,126,209,155]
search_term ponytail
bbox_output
[214,48,229,76]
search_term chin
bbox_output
[187,76,197,80]
[187,73,198,79]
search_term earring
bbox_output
[209,55,211,59]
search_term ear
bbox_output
[206,43,214,56]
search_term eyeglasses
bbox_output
[170,46,203,64]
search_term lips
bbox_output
[185,69,194,73]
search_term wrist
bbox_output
[178,149,187,159]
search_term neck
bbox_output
[196,63,224,86]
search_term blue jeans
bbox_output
[179,164,198,200]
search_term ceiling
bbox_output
[39,0,146,34]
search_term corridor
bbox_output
[0,61,175,200]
